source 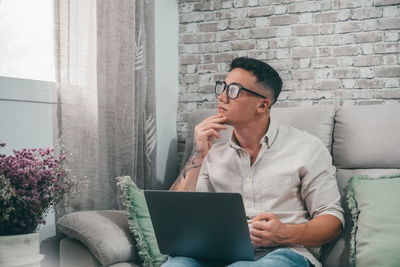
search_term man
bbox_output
[166,57,344,267]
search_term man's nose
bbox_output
[218,89,229,103]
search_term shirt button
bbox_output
[246,177,250,181]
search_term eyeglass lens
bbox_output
[216,82,241,99]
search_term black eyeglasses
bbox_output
[215,81,266,99]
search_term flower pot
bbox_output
[0,232,44,267]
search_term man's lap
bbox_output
[161,248,311,267]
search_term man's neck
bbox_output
[233,115,270,152]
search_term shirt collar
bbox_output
[229,118,279,149]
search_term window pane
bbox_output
[0,0,54,81]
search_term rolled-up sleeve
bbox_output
[195,159,215,192]
[301,143,345,228]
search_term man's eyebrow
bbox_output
[225,81,245,87]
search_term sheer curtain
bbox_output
[54,0,156,217]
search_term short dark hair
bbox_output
[230,57,282,105]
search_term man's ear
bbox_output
[257,98,271,112]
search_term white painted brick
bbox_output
[299,59,311,68]
[282,80,300,90]
[269,15,300,26]
[256,39,270,49]
[378,18,400,30]
[361,44,375,55]
[340,57,354,66]
[187,64,197,73]
[335,21,363,33]
[248,6,274,17]
[185,23,198,33]
[179,3,195,14]
[300,80,314,89]
[354,32,383,43]
[384,31,399,41]
[374,42,400,53]
[229,18,255,29]
[383,54,398,64]
[354,55,383,66]
[218,20,229,31]
[331,68,359,78]
[363,20,378,31]
[375,65,400,77]
[332,45,360,56]
[338,9,350,21]
[293,24,320,36]
[359,67,375,78]
[248,50,276,60]
[342,79,356,88]
[375,0,400,6]
[384,78,400,88]
[276,49,290,59]
[255,17,269,27]
[341,34,355,45]
[274,5,287,15]
[251,28,277,38]
[291,69,316,80]
[351,7,382,20]
[318,47,332,57]
[249,0,259,6]
[320,24,335,34]
[383,6,400,17]
[300,13,313,24]
[314,79,341,90]
[222,0,233,9]
[276,26,292,37]
[292,47,316,58]
[288,1,322,13]
[233,0,249,7]
[314,11,338,23]
[316,69,332,79]
[313,57,339,68]
[269,37,298,48]
[355,79,383,89]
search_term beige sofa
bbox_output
[58,104,400,267]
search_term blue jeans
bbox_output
[161,248,312,267]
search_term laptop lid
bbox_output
[144,190,255,262]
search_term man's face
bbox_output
[217,68,268,126]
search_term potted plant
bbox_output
[0,142,76,266]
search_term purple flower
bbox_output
[0,142,74,235]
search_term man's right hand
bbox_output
[194,114,227,159]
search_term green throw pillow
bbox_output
[116,176,167,267]
[347,174,400,267]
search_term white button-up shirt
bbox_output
[196,119,344,267]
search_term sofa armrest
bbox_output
[60,237,100,267]
[57,210,140,266]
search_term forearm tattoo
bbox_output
[170,142,202,191]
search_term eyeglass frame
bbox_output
[215,81,267,99]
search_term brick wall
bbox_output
[176,0,400,159]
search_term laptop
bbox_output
[144,190,257,263]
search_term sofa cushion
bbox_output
[347,174,400,266]
[270,105,335,150]
[117,176,167,266]
[333,104,400,168]
[57,210,139,266]
[321,168,400,267]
